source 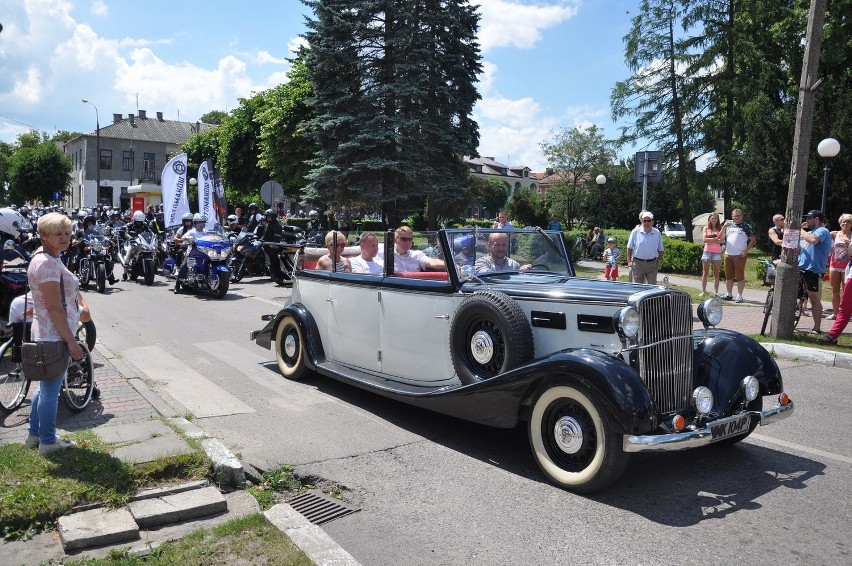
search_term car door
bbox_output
[378,276,456,383]
[325,273,383,373]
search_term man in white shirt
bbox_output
[350,232,384,275]
[388,226,444,273]
[626,210,665,284]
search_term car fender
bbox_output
[693,328,783,414]
[254,303,323,371]
[518,349,656,435]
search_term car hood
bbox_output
[462,273,660,305]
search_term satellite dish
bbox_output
[260,181,284,206]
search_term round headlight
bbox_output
[742,376,759,401]
[697,297,723,327]
[616,306,640,339]
[692,386,714,414]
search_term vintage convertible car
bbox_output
[251,228,794,492]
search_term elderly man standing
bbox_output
[626,211,664,284]
[721,208,757,303]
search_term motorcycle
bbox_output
[175,227,231,298]
[77,225,114,294]
[118,225,157,285]
[160,226,182,278]
[227,229,268,282]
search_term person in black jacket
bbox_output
[261,209,284,283]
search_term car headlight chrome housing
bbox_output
[614,306,640,339]
[741,376,759,402]
[692,386,714,415]
[697,297,723,327]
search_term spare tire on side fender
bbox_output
[450,290,534,384]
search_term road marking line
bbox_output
[750,433,852,465]
[122,345,255,418]
[229,291,282,307]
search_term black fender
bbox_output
[253,303,324,372]
[693,328,783,415]
[517,349,656,435]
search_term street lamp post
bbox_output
[595,174,607,230]
[81,99,100,205]
[817,137,840,216]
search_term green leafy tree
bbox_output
[303,0,482,227]
[51,130,81,144]
[7,135,72,204]
[211,95,271,201]
[539,125,616,230]
[612,0,701,241]
[507,189,549,229]
[469,176,509,219]
[200,110,229,125]
[0,141,13,203]
[257,55,319,201]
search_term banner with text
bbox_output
[210,159,227,227]
[161,153,190,228]
[197,159,215,229]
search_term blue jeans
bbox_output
[28,371,66,445]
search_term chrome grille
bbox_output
[636,293,694,413]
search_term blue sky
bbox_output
[0,0,640,171]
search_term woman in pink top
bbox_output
[701,212,724,296]
[827,214,852,320]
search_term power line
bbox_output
[0,112,50,135]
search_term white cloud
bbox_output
[476,0,580,53]
[255,50,289,65]
[90,0,107,17]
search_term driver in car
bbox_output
[475,232,531,273]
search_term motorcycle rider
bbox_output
[306,209,323,234]
[259,209,287,283]
[245,203,261,232]
[173,213,208,293]
[172,212,195,266]
[75,214,117,285]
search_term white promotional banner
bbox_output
[161,153,190,228]
[197,159,215,229]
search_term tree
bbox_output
[200,110,229,125]
[7,136,72,204]
[303,0,482,227]
[611,0,701,242]
[213,95,271,200]
[0,141,13,203]
[469,176,509,219]
[256,55,319,201]
[508,189,549,229]
[539,125,616,230]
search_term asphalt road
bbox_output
[83,272,852,566]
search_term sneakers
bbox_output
[24,435,39,449]
[38,439,76,455]
[735,295,744,303]
[720,294,733,301]
[826,314,836,320]
[821,334,838,344]
[699,292,705,297]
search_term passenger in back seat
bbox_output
[317,231,352,273]
[350,232,384,275]
[383,226,445,273]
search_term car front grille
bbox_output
[636,293,694,413]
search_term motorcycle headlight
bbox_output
[91,241,103,253]
[207,248,226,259]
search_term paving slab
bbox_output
[112,433,195,464]
[129,486,227,528]
[94,420,174,444]
[58,507,139,551]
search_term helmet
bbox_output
[264,209,276,219]
[192,213,207,228]
[147,205,155,213]
[227,214,237,223]
[133,210,146,222]
[19,206,29,216]
[308,210,318,219]
[84,215,97,227]
[248,202,259,211]
[110,209,120,218]
[182,212,194,222]
[253,213,263,223]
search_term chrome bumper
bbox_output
[623,399,794,453]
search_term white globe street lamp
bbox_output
[595,174,607,229]
[817,138,840,216]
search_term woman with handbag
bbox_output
[25,212,84,454]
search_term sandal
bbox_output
[821,334,838,344]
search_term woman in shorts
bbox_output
[701,212,723,296]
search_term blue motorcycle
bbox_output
[174,227,231,298]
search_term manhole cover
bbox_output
[288,490,359,525]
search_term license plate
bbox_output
[709,414,752,442]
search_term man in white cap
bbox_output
[626,210,664,284]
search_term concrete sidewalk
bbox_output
[0,345,360,565]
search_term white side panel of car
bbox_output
[326,282,382,372]
[379,289,456,383]
[513,299,625,358]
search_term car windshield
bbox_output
[445,229,570,276]
[667,223,685,231]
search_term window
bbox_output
[142,153,156,180]
[123,150,134,172]
[98,186,112,203]
[99,149,112,170]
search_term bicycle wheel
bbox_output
[760,288,774,336]
[0,339,29,413]
[61,342,93,412]
[75,320,97,352]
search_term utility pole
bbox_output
[770,0,827,339]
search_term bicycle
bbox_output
[760,259,807,336]
[0,332,95,414]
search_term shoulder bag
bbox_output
[21,259,70,381]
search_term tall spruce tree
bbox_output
[302,0,481,227]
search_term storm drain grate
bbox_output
[288,490,359,525]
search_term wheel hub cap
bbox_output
[284,332,297,358]
[554,416,584,454]
[470,330,494,364]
